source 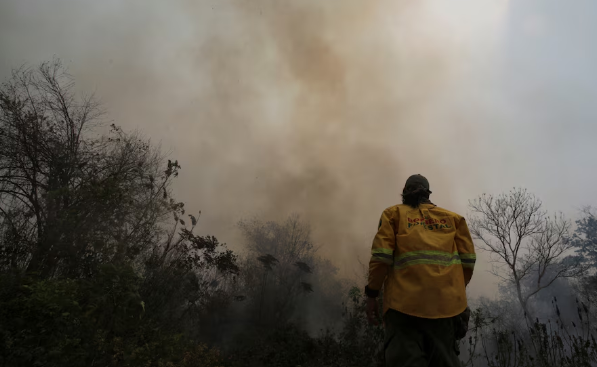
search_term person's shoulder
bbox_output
[383,204,401,213]
[430,205,464,220]
[387,203,418,211]
[382,204,404,216]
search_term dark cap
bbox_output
[404,174,431,193]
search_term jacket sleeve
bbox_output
[367,209,397,296]
[455,216,476,286]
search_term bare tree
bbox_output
[469,188,586,321]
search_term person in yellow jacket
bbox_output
[365,174,475,367]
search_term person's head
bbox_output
[401,174,432,208]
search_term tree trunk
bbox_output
[514,277,533,324]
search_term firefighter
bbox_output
[365,174,475,367]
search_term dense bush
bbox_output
[226,288,384,367]
[0,267,232,367]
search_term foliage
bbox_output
[225,287,384,367]
[0,267,230,367]
[236,215,319,328]
[0,60,237,367]
[572,207,597,270]
[0,59,175,278]
[0,273,88,367]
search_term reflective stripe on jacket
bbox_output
[367,203,476,319]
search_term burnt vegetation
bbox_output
[1,60,597,367]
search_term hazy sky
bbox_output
[2,0,596,299]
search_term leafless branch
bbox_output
[468,188,584,321]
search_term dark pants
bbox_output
[384,309,461,367]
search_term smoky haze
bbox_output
[2,0,597,300]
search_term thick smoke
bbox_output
[178,1,458,266]
[0,0,504,293]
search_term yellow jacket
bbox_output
[367,203,476,319]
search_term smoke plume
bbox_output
[0,0,505,292]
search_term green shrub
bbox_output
[0,266,227,367]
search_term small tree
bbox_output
[572,207,597,270]
[469,188,586,321]
[238,215,316,327]
[139,209,239,338]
